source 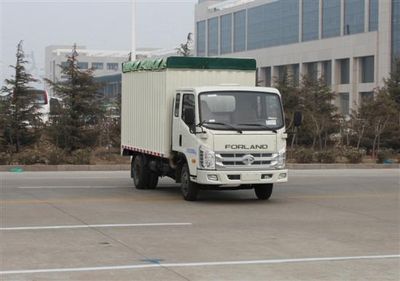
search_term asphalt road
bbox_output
[0,169,399,281]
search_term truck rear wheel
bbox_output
[181,164,199,201]
[147,172,159,189]
[254,184,273,200]
[131,155,149,189]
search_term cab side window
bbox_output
[174,93,181,117]
[181,94,195,126]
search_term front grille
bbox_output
[216,152,276,169]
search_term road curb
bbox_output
[0,163,398,172]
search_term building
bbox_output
[195,0,400,115]
[44,45,176,96]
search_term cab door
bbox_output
[172,92,199,173]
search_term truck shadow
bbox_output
[152,185,284,204]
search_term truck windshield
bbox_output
[199,91,284,131]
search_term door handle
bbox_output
[179,135,182,146]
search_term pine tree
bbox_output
[298,76,338,150]
[0,41,42,153]
[45,44,104,153]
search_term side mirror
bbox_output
[293,111,302,127]
[183,108,195,126]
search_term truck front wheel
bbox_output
[254,184,273,200]
[132,155,155,189]
[180,164,199,201]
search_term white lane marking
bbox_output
[0,255,399,275]
[17,186,123,189]
[0,223,192,231]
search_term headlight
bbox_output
[199,146,215,170]
[275,149,286,169]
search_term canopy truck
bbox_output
[121,57,290,201]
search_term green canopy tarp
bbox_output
[122,56,256,73]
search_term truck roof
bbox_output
[177,86,281,96]
[122,56,256,73]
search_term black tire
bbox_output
[254,184,273,200]
[132,155,149,189]
[180,164,199,201]
[147,172,159,189]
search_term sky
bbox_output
[0,0,196,87]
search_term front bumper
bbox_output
[196,169,288,185]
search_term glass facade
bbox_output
[77,62,88,69]
[369,0,379,31]
[322,60,332,86]
[344,0,365,35]
[360,56,374,83]
[208,17,219,56]
[359,91,374,104]
[247,0,299,50]
[196,21,206,56]
[277,65,288,82]
[322,0,341,38]
[306,62,318,81]
[292,64,300,86]
[393,0,400,66]
[302,0,319,41]
[92,62,104,70]
[107,63,118,71]
[233,10,246,52]
[339,59,350,84]
[339,93,350,115]
[220,14,232,54]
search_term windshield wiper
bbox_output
[199,120,243,134]
[237,123,277,133]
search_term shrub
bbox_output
[377,149,395,164]
[48,148,67,165]
[315,150,336,163]
[293,148,314,163]
[14,149,47,165]
[0,152,11,165]
[68,149,91,165]
[343,147,364,164]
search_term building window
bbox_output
[92,62,104,70]
[392,0,400,68]
[107,63,119,71]
[233,10,246,52]
[258,67,271,86]
[369,0,379,31]
[196,21,206,56]
[322,0,341,38]
[344,0,365,35]
[77,62,88,69]
[302,0,319,41]
[208,17,219,56]
[322,60,332,86]
[360,56,374,83]
[61,61,68,68]
[247,0,299,50]
[359,91,374,104]
[339,93,350,115]
[220,14,232,54]
[306,62,318,81]
[339,59,350,84]
[292,64,300,86]
[277,65,288,83]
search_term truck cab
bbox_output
[172,86,287,200]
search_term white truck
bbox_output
[121,57,290,201]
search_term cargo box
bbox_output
[121,56,256,158]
